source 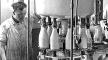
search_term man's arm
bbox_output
[0,25,7,60]
[31,13,41,29]
[25,13,41,29]
[0,42,6,60]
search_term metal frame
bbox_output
[0,0,1,24]
[27,0,30,60]
[71,0,74,60]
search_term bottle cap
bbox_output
[41,17,47,27]
[106,54,108,57]
[52,18,57,28]
[81,51,85,55]
[47,16,52,25]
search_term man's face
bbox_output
[14,8,26,22]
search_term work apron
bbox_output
[6,23,27,60]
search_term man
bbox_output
[0,2,40,60]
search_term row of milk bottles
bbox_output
[73,17,93,49]
[38,16,72,50]
[75,17,104,49]
[39,16,95,50]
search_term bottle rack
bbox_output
[38,38,71,60]
[38,16,72,60]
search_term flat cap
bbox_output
[11,2,27,11]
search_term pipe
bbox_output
[75,0,79,48]
[34,0,36,14]
[71,0,74,60]
[27,0,30,60]
[0,0,1,24]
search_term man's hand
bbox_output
[0,46,6,60]
[0,43,6,60]
[32,13,41,22]
[31,13,41,29]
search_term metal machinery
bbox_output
[35,0,108,60]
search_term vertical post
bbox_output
[27,0,30,60]
[71,0,74,60]
[95,0,103,24]
[75,0,78,48]
[28,0,33,59]
[96,0,98,24]
[100,0,103,20]
[0,0,1,24]
[34,0,36,14]
[106,10,108,23]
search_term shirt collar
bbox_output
[12,16,19,23]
